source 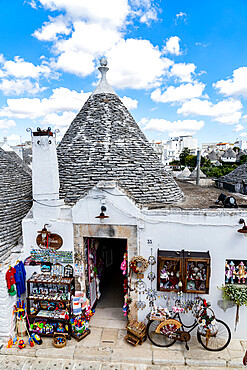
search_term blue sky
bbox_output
[1,0,247,146]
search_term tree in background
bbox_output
[179,148,191,165]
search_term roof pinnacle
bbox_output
[92,58,116,96]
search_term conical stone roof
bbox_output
[189,167,206,179]
[0,148,32,261]
[218,163,247,185]
[177,166,191,179]
[57,61,183,207]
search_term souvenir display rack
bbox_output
[125,319,147,346]
[157,249,211,294]
[26,273,75,337]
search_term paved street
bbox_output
[0,327,246,369]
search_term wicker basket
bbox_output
[53,332,66,348]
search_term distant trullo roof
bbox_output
[177,166,191,179]
[0,148,32,262]
[189,166,206,179]
[207,150,218,161]
[57,59,183,207]
[221,148,236,158]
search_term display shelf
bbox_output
[26,273,75,339]
[27,297,70,303]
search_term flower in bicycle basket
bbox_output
[201,319,206,326]
[211,319,216,326]
[160,324,178,337]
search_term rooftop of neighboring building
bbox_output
[148,179,247,210]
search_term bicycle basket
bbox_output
[155,319,182,337]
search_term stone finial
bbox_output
[92,58,116,95]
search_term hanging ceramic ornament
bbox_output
[148,255,156,265]
[146,288,157,300]
[147,271,156,281]
[135,301,146,310]
[135,280,147,293]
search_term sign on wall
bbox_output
[36,224,63,250]
[225,259,247,285]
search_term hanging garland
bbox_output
[218,284,247,330]
[129,256,148,274]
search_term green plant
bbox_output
[218,284,247,329]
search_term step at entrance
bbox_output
[100,328,118,346]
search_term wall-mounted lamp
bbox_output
[95,206,109,220]
[237,218,247,234]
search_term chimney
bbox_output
[31,127,63,220]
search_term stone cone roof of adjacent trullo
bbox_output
[57,63,183,207]
[217,163,247,185]
[177,166,191,179]
[0,148,32,262]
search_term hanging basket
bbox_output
[53,332,67,348]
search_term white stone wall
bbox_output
[72,186,247,340]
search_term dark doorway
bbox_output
[86,237,127,308]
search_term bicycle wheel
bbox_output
[197,318,231,351]
[147,320,176,347]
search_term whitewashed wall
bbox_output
[72,186,247,340]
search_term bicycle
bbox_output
[147,298,231,351]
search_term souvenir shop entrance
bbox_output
[85,237,127,309]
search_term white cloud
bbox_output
[233,124,244,132]
[142,118,204,136]
[34,0,130,27]
[214,67,247,97]
[106,39,172,89]
[7,134,21,141]
[0,79,45,95]
[0,87,90,119]
[176,12,187,21]
[170,63,196,82]
[0,119,16,129]
[178,98,242,124]
[41,111,76,129]
[3,56,51,79]
[33,15,71,41]
[239,132,247,137]
[139,8,157,24]
[151,82,205,103]
[121,96,138,109]
[163,36,181,56]
[56,51,95,77]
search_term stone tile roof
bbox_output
[0,148,32,262]
[57,93,183,207]
[176,166,191,179]
[207,150,218,161]
[221,148,236,159]
[7,151,32,176]
[217,163,247,185]
[189,167,206,179]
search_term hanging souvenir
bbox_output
[129,256,148,274]
[64,264,73,278]
[135,301,146,310]
[134,280,147,293]
[146,288,157,300]
[148,272,156,281]
[52,263,64,276]
[148,255,156,265]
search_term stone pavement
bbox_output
[0,327,246,369]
